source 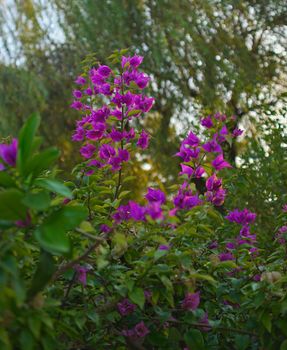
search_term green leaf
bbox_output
[34,206,88,254]
[17,113,41,174]
[24,147,59,178]
[0,189,26,220]
[22,191,50,210]
[280,340,287,350]
[0,172,16,188]
[261,311,272,333]
[128,287,145,309]
[20,329,35,350]
[28,252,55,298]
[35,178,72,199]
[127,109,141,116]
[184,329,205,350]
[234,334,250,350]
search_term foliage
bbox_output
[1,53,287,350]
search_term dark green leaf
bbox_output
[184,329,205,350]
[17,113,41,174]
[35,178,72,199]
[22,191,50,210]
[0,189,26,220]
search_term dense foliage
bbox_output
[1,52,287,350]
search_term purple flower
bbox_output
[182,292,200,311]
[279,225,287,234]
[118,149,130,162]
[218,252,235,261]
[73,89,82,99]
[253,274,261,282]
[185,132,200,147]
[211,154,232,171]
[202,137,222,153]
[145,188,166,204]
[80,144,96,159]
[113,205,131,223]
[134,95,154,113]
[226,209,256,226]
[109,128,123,142]
[199,312,210,332]
[201,116,213,128]
[208,241,218,249]
[70,100,83,110]
[158,244,170,251]
[99,144,116,160]
[0,138,18,167]
[86,122,106,141]
[75,76,86,85]
[146,202,163,220]
[135,72,149,89]
[226,242,235,250]
[137,130,150,149]
[129,201,146,221]
[100,224,112,233]
[206,175,222,191]
[179,164,194,178]
[134,321,149,338]
[194,166,205,178]
[75,265,89,286]
[232,128,244,137]
[84,87,93,96]
[130,55,144,68]
[97,65,111,77]
[117,298,136,316]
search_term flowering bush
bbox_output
[1,50,287,350]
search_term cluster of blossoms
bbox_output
[223,208,258,260]
[112,112,242,224]
[0,138,18,171]
[275,206,287,245]
[113,187,166,223]
[71,54,154,173]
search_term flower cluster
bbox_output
[122,321,149,339]
[71,54,154,173]
[113,187,166,223]
[0,138,18,171]
[224,208,258,258]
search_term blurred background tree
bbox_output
[0,0,286,226]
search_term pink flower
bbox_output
[117,298,136,316]
[137,130,150,149]
[211,154,232,171]
[182,292,200,311]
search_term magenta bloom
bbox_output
[158,244,170,251]
[182,292,200,311]
[145,188,166,204]
[219,252,235,261]
[199,312,210,332]
[0,138,18,168]
[180,164,194,178]
[146,202,163,220]
[75,76,86,85]
[100,224,112,233]
[185,132,200,147]
[206,174,222,191]
[109,128,123,142]
[117,298,136,316]
[97,65,111,77]
[134,321,149,338]
[211,154,232,171]
[73,89,82,99]
[75,265,89,286]
[137,130,150,149]
[129,201,146,221]
[80,144,96,159]
[232,128,243,137]
[99,144,116,160]
[202,138,222,153]
[130,55,144,68]
[226,209,256,226]
[201,116,213,128]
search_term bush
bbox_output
[0,51,287,350]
